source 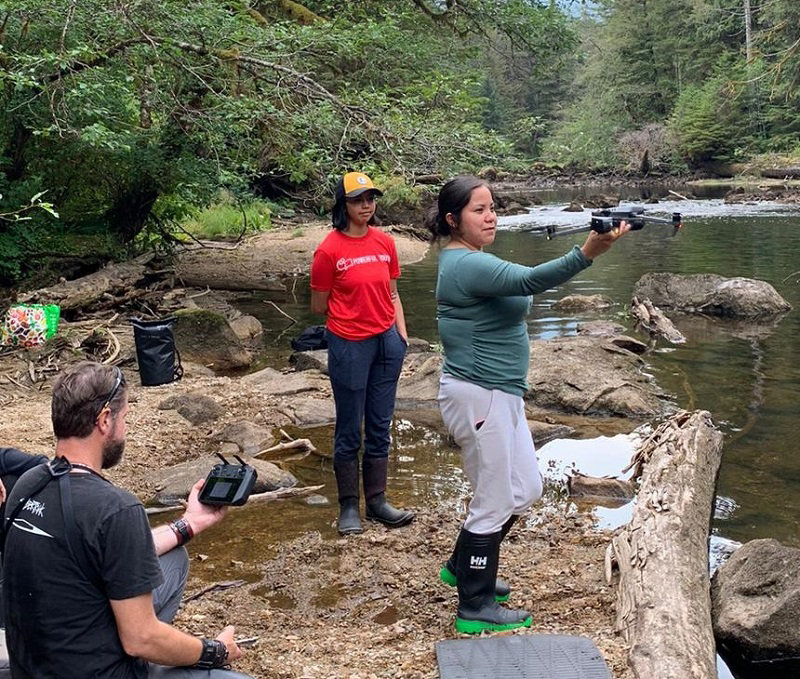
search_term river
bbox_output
[231,182,800,678]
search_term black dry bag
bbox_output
[290,325,328,352]
[131,317,183,386]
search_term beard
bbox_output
[101,437,125,470]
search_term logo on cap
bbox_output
[357,176,367,185]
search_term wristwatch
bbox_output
[195,638,229,669]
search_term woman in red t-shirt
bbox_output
[310,172,415,535]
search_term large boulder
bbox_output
[634,273,791,319]
[712,539,800,666]
[158,392,224,425]
[395,352,442,409]
[212,420,274,455]
[172,308,252,371]
[394,337,666,418]
[527,336,666,418]
[278,396,336,428]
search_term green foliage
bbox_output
[668,62,749,166]
[0,0,577,286]
[541,89,626,170]
[180,199,274,240]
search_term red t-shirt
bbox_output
[310,227,400,340]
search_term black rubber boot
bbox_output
[441,515,518,602]
[363,456,415,528]
[334,458,363,535]
[455,528,531,634]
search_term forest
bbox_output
[1,0,799,285]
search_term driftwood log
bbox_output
[17,253,164,314]
[630,295,686,344]
[608,410,723,678]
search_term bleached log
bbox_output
[631,295,686,344]
[609,410,723,679]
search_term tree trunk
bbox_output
[106,185,160,243]
[609,410,723,679]
[743,0,752,65]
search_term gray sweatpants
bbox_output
[149,548,253,679]
[438,374,543,534]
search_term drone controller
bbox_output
[198,453,258,506]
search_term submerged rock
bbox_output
[553,294,614,311]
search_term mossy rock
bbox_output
[173,308,252,371]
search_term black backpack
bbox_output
[290,325,328,352]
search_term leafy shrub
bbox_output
[180,200,275,240]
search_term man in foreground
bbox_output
[2,361,253,678]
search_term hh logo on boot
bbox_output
[470,556,487,569]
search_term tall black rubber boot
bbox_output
[334,458,363,535]
[362,456,415,528]
[455,528,531,634]
[440,515,518,602]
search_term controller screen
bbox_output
[208,480,234,499]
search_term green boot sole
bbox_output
[439,566,510,603]
[455,615,532,635]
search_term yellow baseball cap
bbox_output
[342,172,383,198]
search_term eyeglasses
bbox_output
[346,194,377,205]
[97,367,123,418]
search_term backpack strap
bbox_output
[1,457,69,560]
[3,458,103,590]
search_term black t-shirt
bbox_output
[3,470,163,679]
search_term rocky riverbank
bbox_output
[0,221,644,678]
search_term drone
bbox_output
[525,206,683,240]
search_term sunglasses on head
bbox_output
[97,366,123,419]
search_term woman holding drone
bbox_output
[425,176,629,634]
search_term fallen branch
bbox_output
[247,484,324,504]
[668,189,690,201]
[183,579,246,603]
[102,327,121,364]
[264,300,297,324]
[256,438,316,457]
[259,430,331,460]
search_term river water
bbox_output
[227,183,800,677]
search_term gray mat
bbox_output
[435,634,612,679]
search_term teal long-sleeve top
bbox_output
[435,244,591,397]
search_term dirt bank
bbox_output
[0,222,632,678]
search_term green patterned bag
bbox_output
[0,304,61,348]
